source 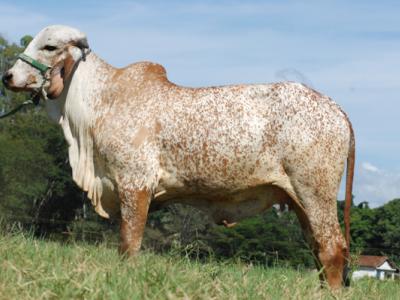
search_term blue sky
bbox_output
[1,0,399,206]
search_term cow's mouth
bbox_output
[6,83,37,93]
[5,85,28,92]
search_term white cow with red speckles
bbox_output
[3,25,355,289]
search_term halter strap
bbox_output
[17,53,51,74]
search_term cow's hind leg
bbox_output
[118,188,151,256]
[289,173,347,289]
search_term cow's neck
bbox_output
[47,52,115,218]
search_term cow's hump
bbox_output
[118,61,169,84]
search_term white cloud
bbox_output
[353,162,400,207]
[361,162,380,173]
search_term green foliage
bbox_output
[375,200,400,251]
[0,117,54,208]
[19,35,33,48]
[338,198,400,265]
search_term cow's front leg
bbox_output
[118,188,151,256]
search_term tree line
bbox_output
[1,34,399,267]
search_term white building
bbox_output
[352,255,399,280]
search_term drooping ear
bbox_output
[63,52,76,80]
[64,32,89,79]
[47,51,79,99]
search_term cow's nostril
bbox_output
[1,71,13,86]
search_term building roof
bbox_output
[356,255,398,270]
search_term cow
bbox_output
[2,25,355,289]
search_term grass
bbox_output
[0,231,399,299]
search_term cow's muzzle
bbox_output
[2,71,13,88]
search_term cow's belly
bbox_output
[153,184,290,224]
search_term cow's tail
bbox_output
[344,123,355,261]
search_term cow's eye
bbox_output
[43,45,57,51]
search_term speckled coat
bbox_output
[4,25,355,289]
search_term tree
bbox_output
[338,198,400,265]
[20,35,33,48]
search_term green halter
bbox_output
[17,53,51,74]
[17,52,52,101]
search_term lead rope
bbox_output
[0,92,41,119]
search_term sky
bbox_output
[0,0,399,207]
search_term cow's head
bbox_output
[2,25,89,99]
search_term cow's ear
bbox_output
[64,35,89,80]
[63,52,76,81]
[48,50,78,99]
